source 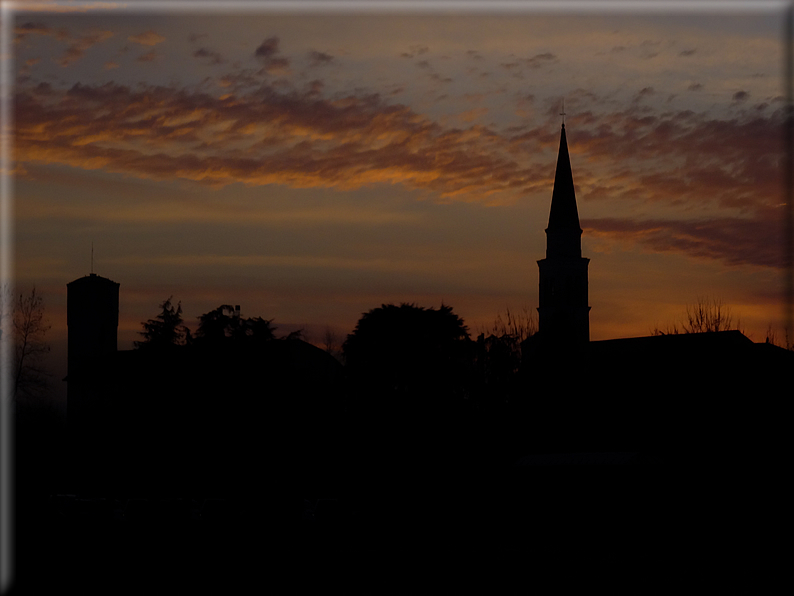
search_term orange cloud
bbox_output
[13,77,787,269]
[58,29,114,66]
[14,80,543,198]
[128,30,165,46]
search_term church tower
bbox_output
[66,273,119,489]
[67,273,119,384]
[537,122,590,348]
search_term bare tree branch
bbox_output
[484,305,537,343]
[12,287,52,401]
[652,296,743,336]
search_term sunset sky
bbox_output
[6,1,792,386]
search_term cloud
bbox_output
[308,50,334,67]
[634,87,655,101]
[584,212,784,269]
[18,57,41,77]
[570,110,784,211]
[501,52,557,77]
[401,45,429,59]
[128,31,165,47]
[14,80,547,201]
[259,58,290,76]
[193,47,225,65]
[255,36,280,58]
[458,108,489,123]
[14,21,69,43]
[15,22,112,66]
[13,77,787,269]
[136,51,158,63]
[732,90,750,102]
[57,29,114,67]
[429,73,453,84]
[500,52,558,75]
[524,52,557,69]
[8,2,123,14]
[639,39,660,59]
[255,36,290,75]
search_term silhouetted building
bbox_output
[66,273,119,489]
[585,330,791,453]
[518,123,793,461]
[64,273,345,496]
[67,273,119,382]
[537,122,590,349]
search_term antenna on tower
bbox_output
[91,242,94,274]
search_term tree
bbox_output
[194,304,276,347]
[651,296,744,336]
[135,297,191,349]
[10,287,52,401]
[763,324,793,350]
[244,316,280,342]
[478,306,537,373]
[343,303,472,404]
[471,307,537,410]
[484,305,537,343]
[683,296,742,334]
[195,304,236,344]
[322,325,342,361]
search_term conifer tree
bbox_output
[135,297,190,349]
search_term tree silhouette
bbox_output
[763,324,793,350]
[652,296,744,335]
[474,333,521,409]
[9,286,52,401]
[343,303,472,407]
[485,305,537,343]
[683,296,742,334]
[135,297,191,349]
[194,305,276,347]
[476,306,537,395]
[322,325,342,361]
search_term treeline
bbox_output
[134,299,299,350]
[113,299,539,496]
[134,298,533,415]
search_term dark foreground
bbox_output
[12,457,780,595]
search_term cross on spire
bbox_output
[560,98,566,126]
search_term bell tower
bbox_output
[537,122,590,348]
[66,272,119,490]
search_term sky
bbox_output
[4,1,792,390]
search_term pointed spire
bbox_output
[547,123,581,232]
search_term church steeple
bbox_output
[546,123,583,259]
[537,123,590,346]
[548,125,581,228]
